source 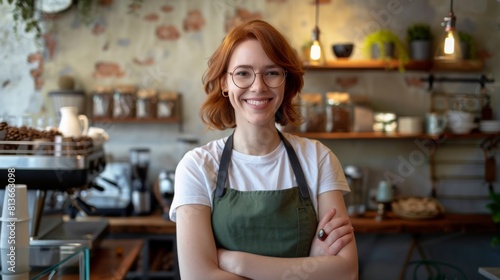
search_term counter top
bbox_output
[73,210,176,235]
[75,210,495,235]
[350,211,496,234]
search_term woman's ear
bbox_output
[220,76,227,92]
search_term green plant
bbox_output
[458,31,476,59]
[0,0,141,40]
[486,191,500,246]
[362,29,409,72]
[406,23,433,42]
[0,0,41,38]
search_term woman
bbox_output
[170,19,358,280]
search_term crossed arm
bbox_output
[175,190,358,280]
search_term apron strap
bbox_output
[277,131,310,200]
[215,130,310,200]
[215,132,234,198]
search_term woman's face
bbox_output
[224,39,285,128]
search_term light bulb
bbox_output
[435,29,462,61]
[308,30,325,66]
[443,33,456,54]
[310,40,322,61]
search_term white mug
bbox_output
[426,113,447,135]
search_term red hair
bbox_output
[200,19,304,130]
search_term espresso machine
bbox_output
[0,136,109,250]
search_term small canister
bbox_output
[91,86,113,118]
[157,92,178,118]
[113,85,137,119]
[325,92,353,132]
[136,89,157,118]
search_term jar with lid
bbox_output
[299,93,325,132]
[325,92,353,132]
[157,92,178,118]
[136,89,157,118]
[113,85,136,119]
[91,86,113,118]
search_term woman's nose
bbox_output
[250,73,268,91]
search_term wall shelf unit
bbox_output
[294,131,500,140]
[91,117,183,131]
[303,59,484,72]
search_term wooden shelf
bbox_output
[294,131,499,140]
[304,59,484,72]
[91,117,180,124]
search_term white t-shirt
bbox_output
[169,132,350,221]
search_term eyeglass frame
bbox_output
[227,66,288,89]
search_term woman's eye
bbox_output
[235,71,251,77]
[265,70,281,76]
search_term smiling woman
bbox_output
[170,19,358,280]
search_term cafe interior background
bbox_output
[1,0,499,278]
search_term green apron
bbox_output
[212,131,318,258]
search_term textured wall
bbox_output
[1,1,500,278]
[1,0,499,207]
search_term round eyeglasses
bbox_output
[228,66,287,89]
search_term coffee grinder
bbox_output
[344,165,367,217]
[130,148,151,215]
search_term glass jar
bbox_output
[157,92,178,118]
[136,89,157,118]
[299,93,325,132]
[325,92,352,132]
[113,85,137,119]
[91,86,113,118]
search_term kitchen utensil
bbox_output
[58,106,88,138]
[344,165,367,216]
[154,170,175,220]
[130,148,151,215]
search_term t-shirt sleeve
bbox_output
[317,147,350,195]
[168,151,214,222]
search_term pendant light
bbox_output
[434,0,462,61]
[309,0,325,65]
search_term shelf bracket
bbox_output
[421,74,495,91]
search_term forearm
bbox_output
[220,245,358,280]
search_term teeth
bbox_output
[246,99,269,106]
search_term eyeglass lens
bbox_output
[230,66,286,89]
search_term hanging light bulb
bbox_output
[309,0,325,65]
[435,0,462,61]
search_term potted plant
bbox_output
[458,31,476,60]
[406,23,433,61]
[362,29,409,71]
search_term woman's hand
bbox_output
[309,208,354,257]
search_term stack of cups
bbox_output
[1,184,30,279]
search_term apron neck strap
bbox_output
[215,130,310,199]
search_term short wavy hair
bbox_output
[200,19,304,130]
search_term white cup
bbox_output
[0,185,30,275]
[426,113,447,135]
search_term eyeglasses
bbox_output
[228,66,287,89]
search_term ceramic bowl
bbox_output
[332,43,354,59]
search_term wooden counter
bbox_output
[350,211,496,234]
[105,211,176,234]
[76,210,495,235]
[74,210,176,234]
